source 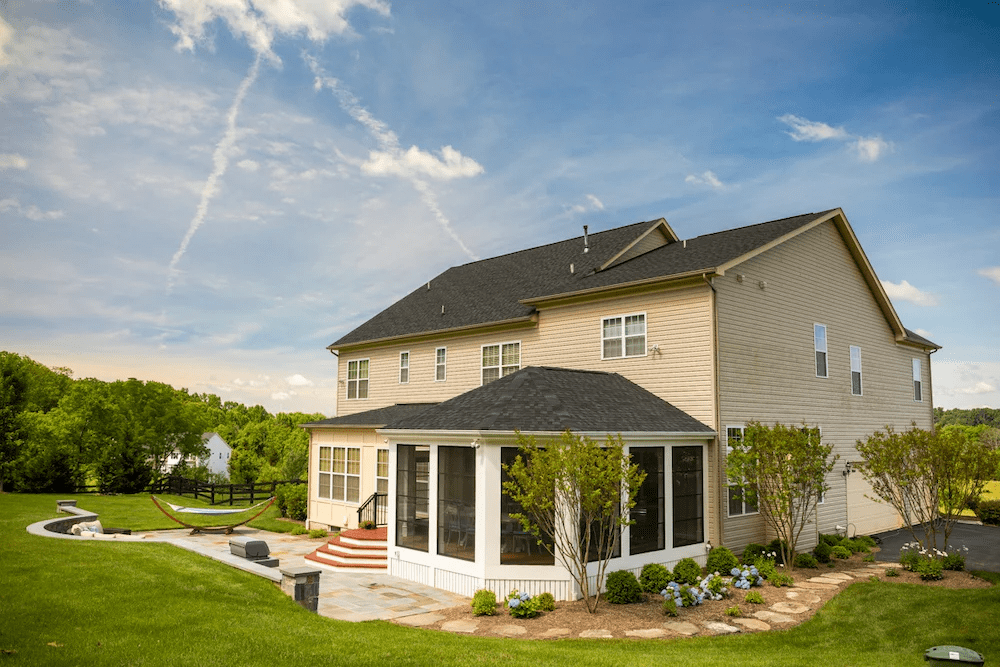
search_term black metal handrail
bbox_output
[357,491,387,527]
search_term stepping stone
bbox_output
[770,602,809,614]
[626,628,667,638]
[754,611,795,624]
[395,613,445,627]
[807,577,844,585]
[793,581,836,590]
[540,628,570,638]
[704,621,740,635]
[440,620,478,633]
[823,572,854,580]
[785,591,820,604]
[663,621,700,636]
[579,629,613,639]
[732,618,771,632]
[495,625,527,637]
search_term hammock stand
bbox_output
[151,495,276,535]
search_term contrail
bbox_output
[411,179,478,261]
[167,54,262,290]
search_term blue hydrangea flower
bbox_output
[509,598,520,608]
[731,568,740,576]
[520,592,530,601]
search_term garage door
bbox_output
[845,466,902,536]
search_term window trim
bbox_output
[725,426,758,518]
[399,351,409,384]
[850,345,862,396]
[318,445,361,504]
[435,347,447,382]
[346,358,370,400]
[814,324,828,378]
[601,312,648,360]
[481,340,521,385]
[913,358,923,402]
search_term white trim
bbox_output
[724,425,758,518]
[601,312,648,360]
[481,340,521,385]
[399,351,410,384]
[850,345,862,396]
[318,445,361,504]
[435,347,447,382]
[814,324,828,378]
[346,358,370,400]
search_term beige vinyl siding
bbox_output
[308,426,380,531]
[715,219,934,551]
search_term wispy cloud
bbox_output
[286,373,313,386]
[0,153,28,170]
[881,279,939,306]
[778,114,848,142]
[361,145,484,181]
[565,193,605,215]
[854,136,892,162]
[685,170,724,189]
[954,381,996,395]
[978,267,1000,286]
[0,15,13,69]
[0,198,64,220]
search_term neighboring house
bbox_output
[163,432,231,477]
[302,208,939,599]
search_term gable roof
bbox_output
[300,403,438,429]
[385,366,716,434]
[331,208,939,351]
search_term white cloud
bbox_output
[954,381,996,395]
[0,153,28,170]
[881,279,939,307]
[286,373,313,386]
[854,136,892,162]
[0,15,13,69]
[685,171,724,189]
[233,374,270,387]
[361,145,484,181]
[0,198,64,220]
[271,391,295,401]
[978,267,1000,286]
[237,159,259,172]
[914,328,933,339]
[778,114,848,142]
[566,193,605,215]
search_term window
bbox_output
[814,324,828,378]
[376,448,389,514]
[801,425,825,504]
[435,347,447,382]
[438,447,476,561]
[602,313,646,359]
[672,446,704,547]
[500,447,554,565]
[482,342,520,384]
[396,445,429,552]
[346,359,369,399]
[630,447,665,555]
[726,427,757,517]
[913,358,923,401]
[399,351,409,384]
[318,446,360,503]
[850,346,862,395]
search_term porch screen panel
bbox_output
[437,446,476,561]
[672,446,704,547]
[629,447,664,555]
[500,447,554,565]
[396,445,429,552]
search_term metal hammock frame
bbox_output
[151,495,276,535]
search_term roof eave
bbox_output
[377,428,717,440]
[329,313,538,352]
[520,270,717,308]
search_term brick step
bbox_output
[339,527,388,542]
[335,534,388,550]
[305,550,387,571]
[322,537,386,559]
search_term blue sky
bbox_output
[1,0,997,415]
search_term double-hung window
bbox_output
[399,351,409,384]
[346,359,369,399]
[913,359,923,401]
[726,427,757,517]
[602,313,646,359]
[850,346,862,395]
[435,347,447,381]
[814,324,828,377]
[318,446,360,503]
[482,342,520,384]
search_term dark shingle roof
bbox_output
[385,367,716,434]
[301,403,437,428]
[332,211,833,347]
[902,328,940,349]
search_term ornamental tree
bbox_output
[502,430,645,613]
[726,421,837,568]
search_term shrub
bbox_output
[843,539,870,554]
[744,590,764,604]
[506,590,540,619]
[742,543,767,563]
[662,582,699,608]
[863,554,875,563]
[308,529,327,539]
[943,549,966,571]
[471,589,498,616]
[975,499,1000,526]
[869,574,880,582]
[672,558,702,585]
[819,533,843,547]
[855,535,877,548]
[769,572,794,587]
[885,567,900,577]
[726,606,742,617]
[605,570,643,604]
[662,599,679,617]
[751,557,777,580]
[917,558,944,581]
[699,573,728,600]
[639,563,672,594]
[290,525,308,535]
[831,545,851,560]
[535,592,556,612]
[359,520,376,530]
[766,539,788,564]
[277,483,307,521]
[729,565,764,590]
[899,543,921,571]
[793,553,818,569]
[813,541,833,563]
[706,546,739,574]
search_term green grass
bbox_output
[2,493,999,666]
[951,480,999,518]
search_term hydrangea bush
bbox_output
[505,590,541,619]
[729,565,765,589]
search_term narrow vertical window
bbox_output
[672,446,704,547]
[437,446,476,561]
[435,347,447,381]
[814,324,828,378]
[726,427,757,517]
[629,447,665,555]
[318,446,332,499]
[399,351,409,384]
[913,359,923,401]
[347,359,369,399]
[850,346,862,395]
[396,445,429,552]
[376,449,389,516]
[500,447,554,565]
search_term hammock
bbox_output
[151,495,276,535]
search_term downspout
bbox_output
[928,347,938,429]
[703,273,723,548]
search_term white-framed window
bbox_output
[814,324,828,378]
[399,351,409,384]
[725,426,758,517]
[318,446,360,503]
[602,313,646,359]
[435,347,447,382]
[482,341,520,384]
[801,425,825,504]
[913,358,923,402]
[346,359,369,400]
[850,346,862,396]
[376,448,389,511]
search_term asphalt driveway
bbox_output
[871,521,1000,572]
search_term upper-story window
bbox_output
[602,313,646,359]
[399,351,409,384]
[814,324,828,378]
[436,347,447,382]
[347,359,369,399]
[482,342,520,384]
[913,358,923,401]
[850,346,863,396]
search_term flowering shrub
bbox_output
[943,546,968,571]
[742,543,767,563]
[699,573,729,600]
[729,565,764,589]
[752,554,778,580]
[661,582,699,608]
[506,590,541,619]
[899,543,922,571]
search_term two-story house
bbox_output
[301,208,938,600]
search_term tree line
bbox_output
[0,351,325,494]
[935,406,1000,429]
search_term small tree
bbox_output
[726,421,837,568]
[502,430,645,613]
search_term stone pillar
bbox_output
[280,566,321,613]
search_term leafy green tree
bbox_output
[503,430,645,613]
[0,352,29,492]
[726,421,837,567]
[14,411,84,492]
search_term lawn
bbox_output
[954,480,1000,518]
[2,493,999,666]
